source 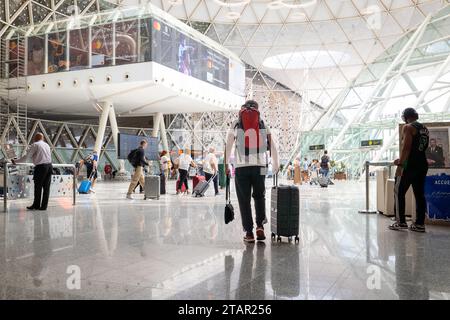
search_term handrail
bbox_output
[2,162,76,212]
[359,161,395,214]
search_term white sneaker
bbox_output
[126,194,133,199]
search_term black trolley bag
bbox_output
[271,174,300,243]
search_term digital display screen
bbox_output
[152,19,229,91]
[117,133,160,161]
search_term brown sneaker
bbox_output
[243,232,255,243]
[256,227,266,241]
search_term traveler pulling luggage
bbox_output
[144,175,160,200]
[193,173,216,197]
[271,174,300,243]
[78,170,96,194]
[192,171,206,190]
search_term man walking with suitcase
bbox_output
[225,100,279,243]
[126,140,149,199]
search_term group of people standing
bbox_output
[286,151,332,185]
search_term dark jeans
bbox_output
[33,163,52,210]
[394,169,428,225]
[320,168,329,178]
[235,166,266,233]
[177,169,189,191]
[205,172,219,194]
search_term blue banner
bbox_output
[424,174,450,221]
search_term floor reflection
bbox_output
[0,180,449,300]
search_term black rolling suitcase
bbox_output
[160,173,166,195]
[271,174,300,243]
[144,175,160,200]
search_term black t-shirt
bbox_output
[405,121,429,173]
[320,155,329,169]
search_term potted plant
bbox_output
[334,162,347,180]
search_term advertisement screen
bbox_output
[152,19,229,91]
[117,134,160,161]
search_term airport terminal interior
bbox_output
[0,0,450,300]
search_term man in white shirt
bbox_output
[203,147,219,196]
[225,100,279,243]
[13,133,53,211]
[175,148,196,194]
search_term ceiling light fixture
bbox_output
[168,0,183,5]
[290,11,306,20]
[225,11,241,20]
[280,0,317,9]
[213,0,250,8]
[268,1,285,10]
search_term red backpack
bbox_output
[235,103,270,156]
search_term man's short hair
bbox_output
[324,150,328,154]
[34,133,44,141]
[140,140,147,146]
[243,100,259,109]
[430,138,436,142]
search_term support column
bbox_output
[159,115,169,151]
[94,101,111,155]
[152,112,163,138]
[108,105,119,152]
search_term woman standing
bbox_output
[293,157,302,185]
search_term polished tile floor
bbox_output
[0,179,449,300]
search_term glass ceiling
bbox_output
[146,0,447,107]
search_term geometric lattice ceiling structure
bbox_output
[147,0,448,107]
[1,0,447,109]
[0,1,116,37]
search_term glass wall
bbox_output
[27,35,45,75]
[91,23,114,67]
[139,18,152,62]
[16,15,244,96]
[69,27,90,70]
[47,31,69,73]
[115,19,138,65]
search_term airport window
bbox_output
[115,19,138,65]
[27,35,45,76]
[6,39,21,78]
[91,23,114,68]
[48,31,69,73]
[139,18,152,62]
[69,28,90,70]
